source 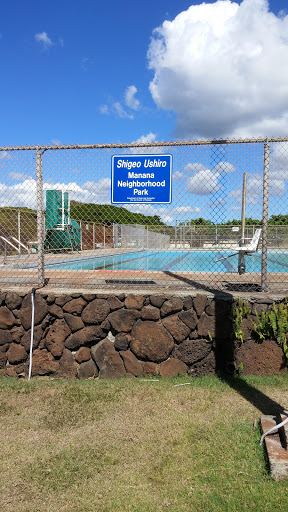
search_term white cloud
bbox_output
[173,170,185,179]
[101,85,141,120]
[124,203,202,224]
[228,168,288,208]
[173,206,201,214]
[270,142,288,174]
[0,178,37,208]
[0,175,205,225]
[125,85,140,111]
[270,179,286,195]
[0,177,113,210]
[81,57,89,71]
[213,161,236,173]
[179,159,235,195]
[229,188,242,202]
[148,0,288,138]
[34,32,53,49]
[44,179,112,205]
[186,168,221,195]
[8,172,32,181]
[81,56,93,71]
[131,132,164,154]
[99,104,109,115]
[135,132,157,144]
[113,102,134,120]
[184,163,208,173]
[0,151,12,165]
[248,173,287,199]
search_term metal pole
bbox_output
[80,220,83,250]
[113,223,119,248]
[175,221,177,248]
[240,172,247,245]
[36,148,45,287]
[18,211,21,256]
[93,223,95,250]
[4,241,7,265]
[61,190,65,228]
[238,172,247,274]
[261,139,270,292]
[104,225,106,248]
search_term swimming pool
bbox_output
[46,250,288,273]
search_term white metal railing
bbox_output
[0,235,30,265]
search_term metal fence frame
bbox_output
[1,136,288,292]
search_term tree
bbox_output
[268,214,288,225]
[187,217,214,226]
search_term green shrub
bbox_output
[230,298,251,344]
[254,299,288,362]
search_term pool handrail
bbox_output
[0,235,30,264]
[233,228,262,252]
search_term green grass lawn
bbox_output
[1,374,288,512]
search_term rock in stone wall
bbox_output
[0,291,286,379]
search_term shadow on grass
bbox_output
[217,374,285,416]
[165,270,286,416]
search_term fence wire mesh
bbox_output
[1,138,288,293]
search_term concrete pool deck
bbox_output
[0,268,287,296]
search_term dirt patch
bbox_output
[236,340,287,375]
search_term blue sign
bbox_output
[111,154,172,204]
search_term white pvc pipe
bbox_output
[28,288,36,380]
[260,415,288,446]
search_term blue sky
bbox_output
[1,0,191,146]
[1,0,288,146]
[1,0,288,224]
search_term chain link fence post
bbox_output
[36,147,45,287]
[261,138,270,292]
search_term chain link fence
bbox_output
[0,138,288,292]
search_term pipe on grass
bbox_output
[260,415,288,446]
[28,288,36,380]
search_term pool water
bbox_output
[47,250,288,273]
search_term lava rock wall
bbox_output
[0,291,286,378]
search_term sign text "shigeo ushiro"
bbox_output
[116,158,168,170]
[111,154,172,204]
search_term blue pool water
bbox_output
[47,250,288,273]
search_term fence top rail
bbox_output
[1,136,288,152]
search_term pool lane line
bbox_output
[48,250,156,271]
[44,250,144,269]
[93,250,157,271]
[11,250,144,270]
[159,251,192,271]
[266,255,288,269]
[215,252,237,272]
